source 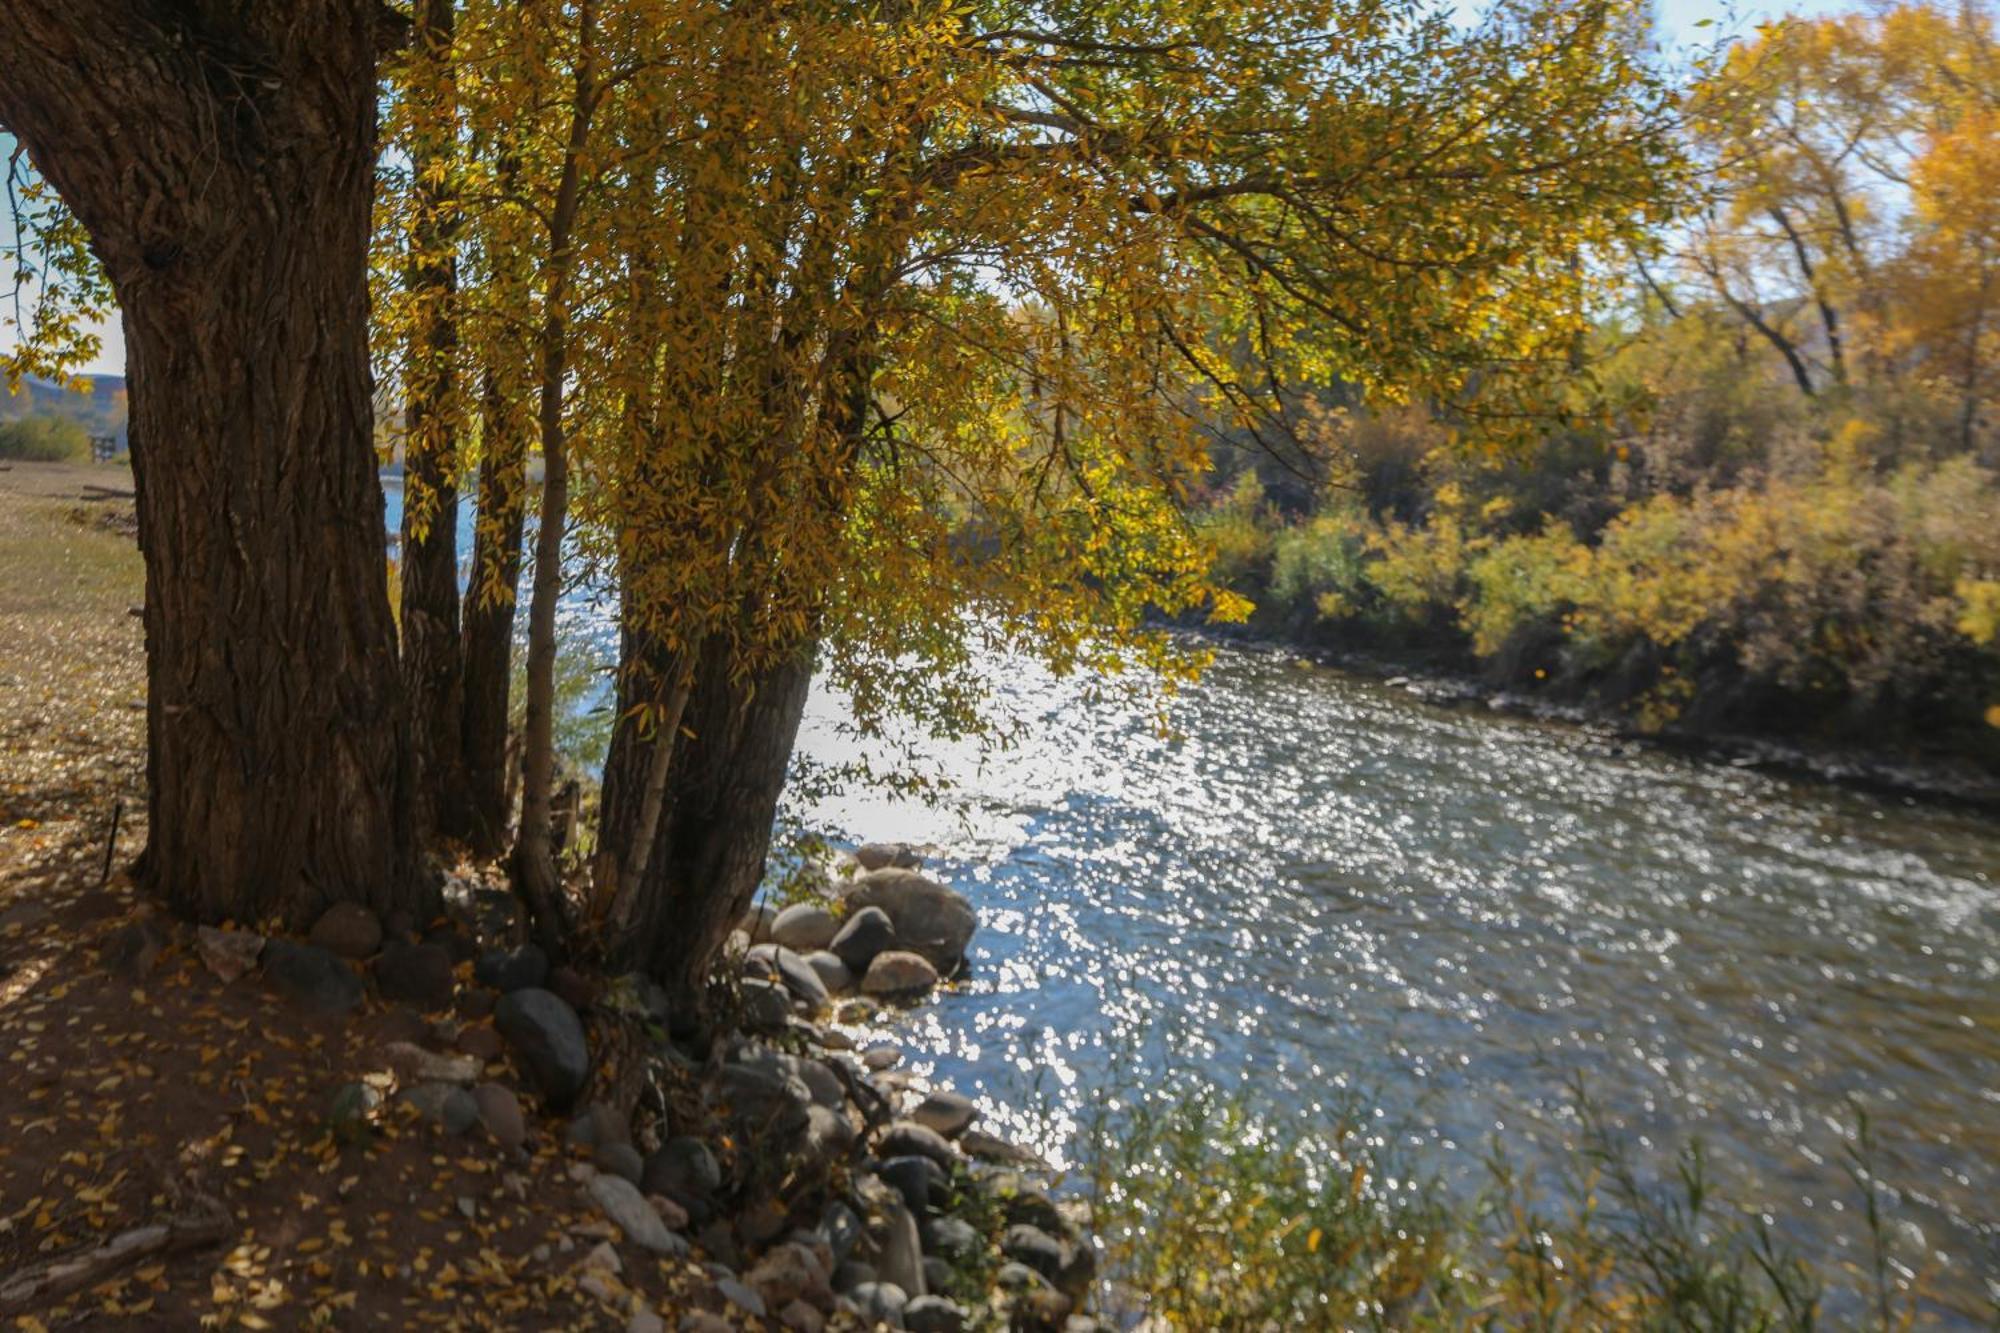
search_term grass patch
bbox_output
[1077,1076,1937,1330]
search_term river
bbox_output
[384,478,2000,1319]
[793,643,2000,1323]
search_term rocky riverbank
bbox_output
[88,845,1101,1333]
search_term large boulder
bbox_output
[843,871,976,975]
[494,988,589,1108]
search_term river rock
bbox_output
[739,977,793,1031]
[595,1141,645,1186]
[855,842,923,871]
[817,1200,865,1268]
[803,950,854,995]
[374,939,456,1009]
[326,1080,381,1143]
[263,939,363,1015]
[308,903,382,959]
[746,1241,831,1310]
[904,1295,967,1333]
[714,1276,767,1319]
[197,925,264,982]
[495,987,590,1107]
[779,1299,825,1333]
[828,906,895,973]
[456,1023,504,1062]
[803,1103,858,1166]
[402,1080,479,1135]
[878,1121,956,1171]
[1000,1224,1066,1284]
[861,1186,927,1298]
[850,1282,909,1326]
[772,904,840,952]
[382,1040,481,1086]
[747,943,833,1013]
[708,1061,811,1138]
[471,1082,527,1149]
[920,1215,981,1264]
[862,1044,902,1071]
[643,1136,723,1201]
[566,1102,629,1151]
[844,870,976,974]
[474,944,548,994]
[911,1090,977,1139]
[877,1155,948,1214]
[862,950,939,998]
[586,1172,688,1256]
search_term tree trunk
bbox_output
[459,366,531,858]
[600,634,816,1010]
[0,0,427,927]
[399,0,471,843]
[512,0,597,951]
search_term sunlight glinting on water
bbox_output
[791,641,2000,1318]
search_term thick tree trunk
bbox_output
[459,366,531,858]
[0,1,427,926]
[399,0,471,843]
[600,634,816,1010]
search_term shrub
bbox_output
[1270,506,1372,620]
[0,414,90,462]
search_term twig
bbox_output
[0,1194,230,1314]
[99,798,123,886]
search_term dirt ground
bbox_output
[0,464,717,1330]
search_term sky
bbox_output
[4,0,1857,380]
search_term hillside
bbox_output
[1,373,128,450]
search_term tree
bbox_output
[0,3,429,926]
[390,0,475,843]
[438,0,1685,1003]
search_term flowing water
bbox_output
[793,644,2000,1322]
[384,479,2000,1318]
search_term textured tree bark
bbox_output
[599,634,816,1011]
[0,1,428,925]
[459,366,531,859]
[398,0,471,843]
